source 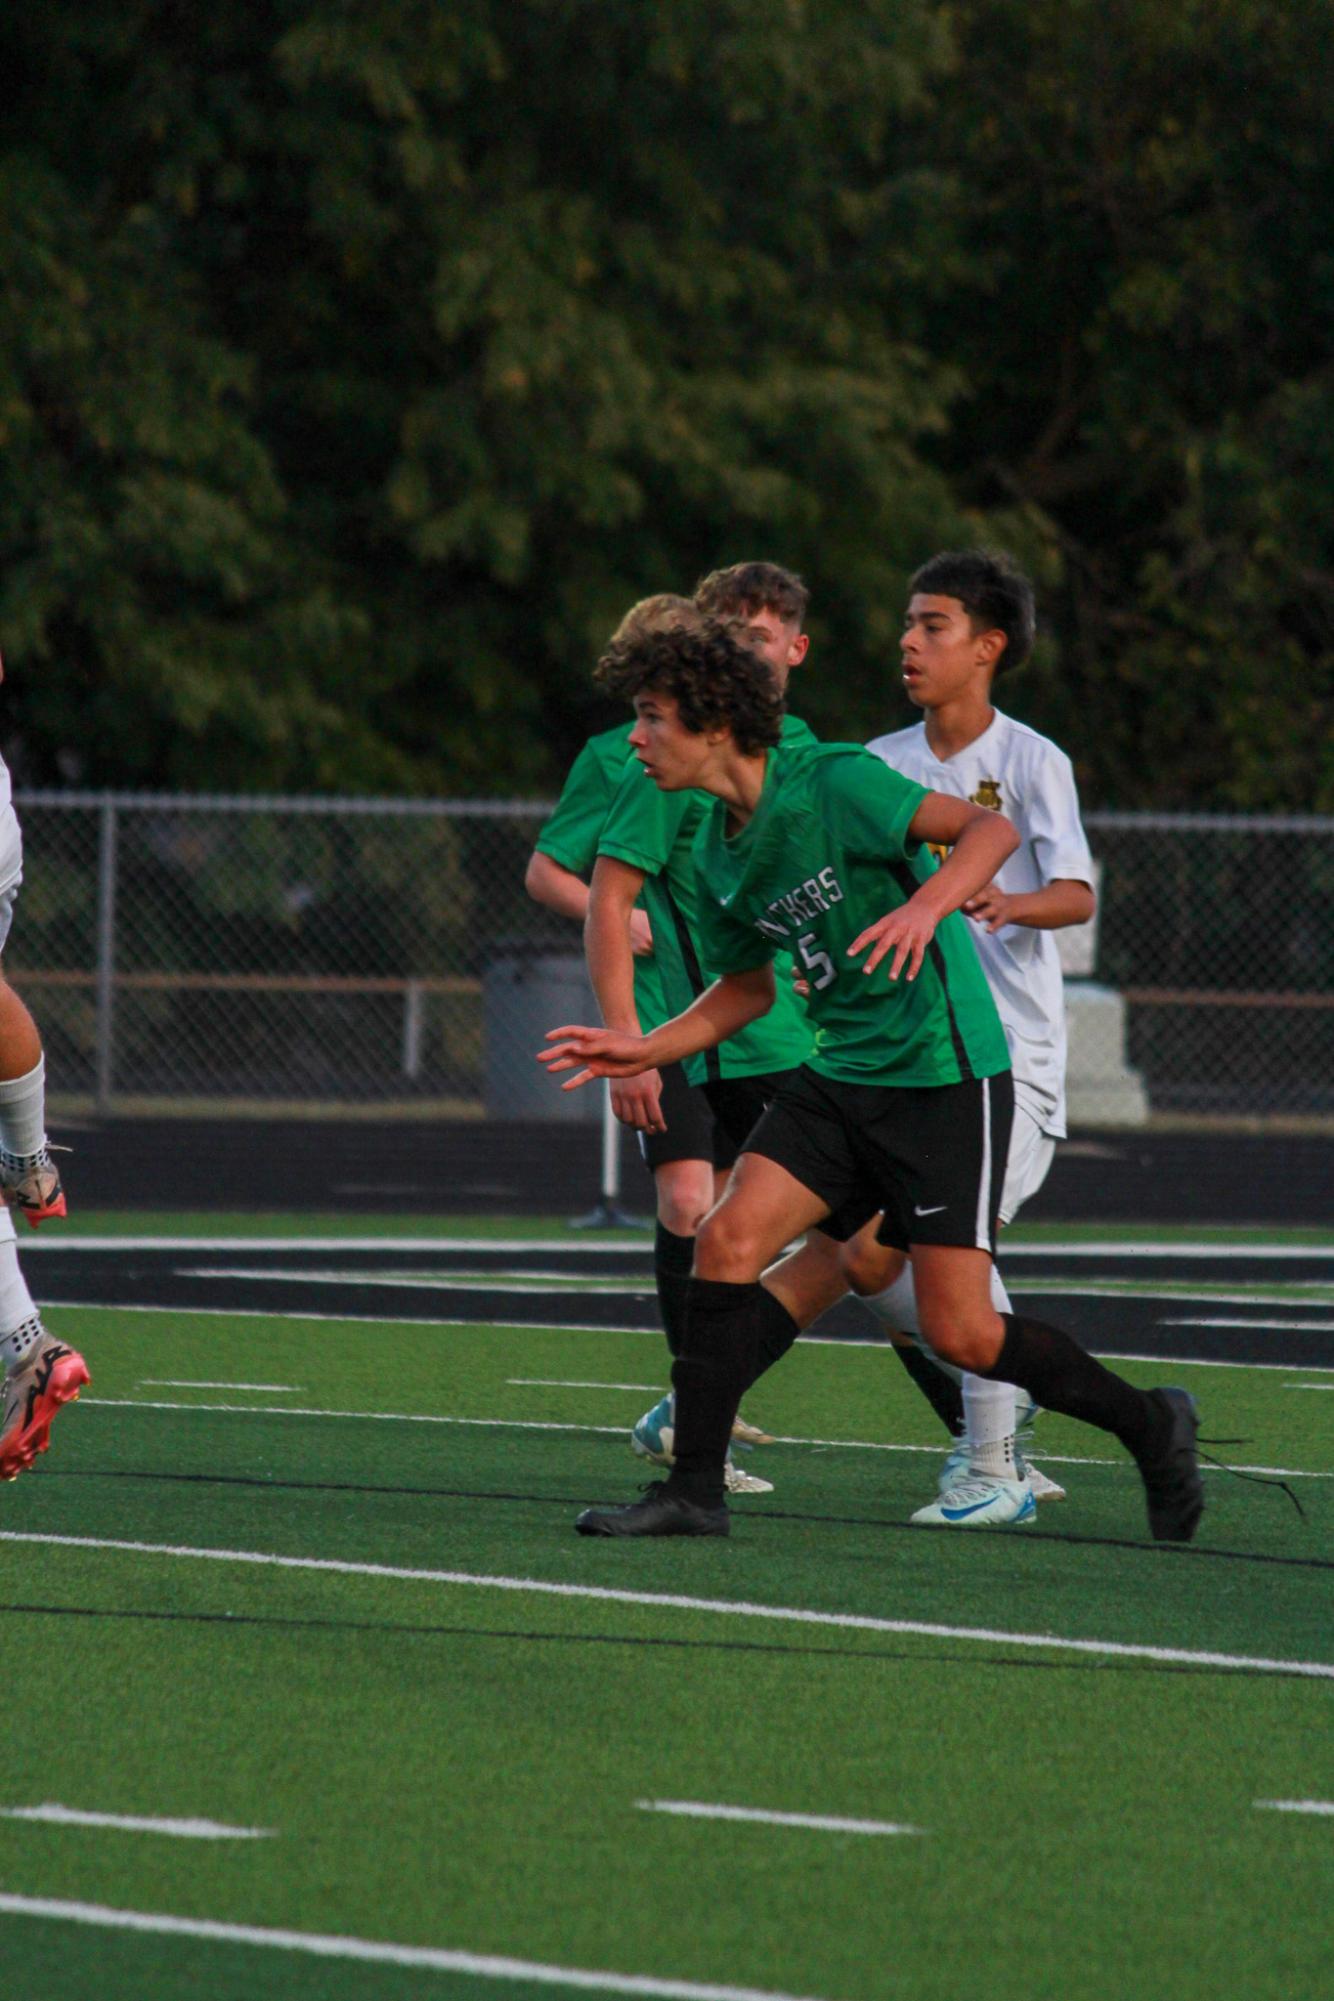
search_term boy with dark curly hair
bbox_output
[584,594,818,1489]
[542,622,1203,1546]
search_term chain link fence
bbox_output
[8,792,1332,1121]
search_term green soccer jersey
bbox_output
[692,740,1010,1087]
[597,716,816,1086]
[534,724,667,1031]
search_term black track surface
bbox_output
[48,1115,1334,1225]
[28,1240,1334,1369]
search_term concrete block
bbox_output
[1064,981,1149,1127]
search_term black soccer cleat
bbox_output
[575,1483,730,1539]
[1135,1387,1204,1543]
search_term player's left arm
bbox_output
[965,743,1095,933]
[963,877,1095,934]
[851,795,1019,983]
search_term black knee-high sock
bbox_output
[746,1286,802,1386]
[980,1315,1170,1460]
[891,1342,965,1439]
[668,1278,768,1503]
[654,1222,696,1359]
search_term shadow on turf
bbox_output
[44,1464,1330,1570]
[0,1599,1321,1682]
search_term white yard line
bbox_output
[1253,1800,1334,1817]
[157,1266,1334,1309]
[179,1268,652,1295]
[40,1301,668,1337]
[405,1281,644,1293]
[0,1894,826,2001]
[140,1380,304,1393]
[1086,1349,1334,1376]
[38,1299,1334,1373]
[1284,1383,1334,1391]
[1161,1317,1334,1333]
[0,1804,271,1840]
[25,1236,1334,1258]
[80,1397,658,1436]
[1017,1288,1334,1308]
[70,1397,1334,1482]
[181,1268,652,1297]
[1,1531,1330,1681]
[508,1380,664,1392]
[636,1800,921,1837]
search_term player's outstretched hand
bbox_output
[848,906,937,983]
[539,1024,655,1094]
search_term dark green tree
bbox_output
[917,0,1334,807]
[2,0,1330,806]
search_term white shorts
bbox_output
[0,805,22,954]
[998,1079,1057,1226]
[0,879,21,958]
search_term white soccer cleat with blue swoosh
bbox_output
[911,1473,1037,1528]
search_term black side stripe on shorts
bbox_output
[888,863,973,1082]
[661,881,722,1084]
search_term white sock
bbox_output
[964,1266,1021,1476]
[0,1057,47,1160]
[962,1376,1018,1476]
[0,1206,41,1371]
[868,1261,1026,1477]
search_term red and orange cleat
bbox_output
[0,1147,67,1228]
[0,1336,89,1480]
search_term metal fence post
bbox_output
[570,1083,644,1229]
[94,795,118,1113]
[402,979,424,1079]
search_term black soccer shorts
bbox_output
[638,1061,718,1172]
[743,1064,1014,1257]
[638,1065,801,1175]
[703,1069,799,1165]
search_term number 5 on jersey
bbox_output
[797,931,836,991]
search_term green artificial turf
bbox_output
[0,1297,1329,2001]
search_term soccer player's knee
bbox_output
[656,1188,708,1236]
[693,1208,763,1283]
[655,1163,714,1237]
[918,1309,999,1375]
[841,1235,901,1298]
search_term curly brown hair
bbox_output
[595,618,783,756]
[694,561,809,626]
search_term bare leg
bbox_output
[0,974,42,1082]
[0,964,87,1480]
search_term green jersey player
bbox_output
[526,719,667,1030]
[541,617,1203,1546]
[526,598,744,1461]
[585,572,833,1484]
